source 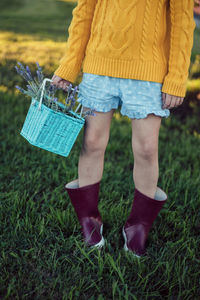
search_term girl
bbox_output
[52,0,196,257]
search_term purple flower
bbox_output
[36,70,43,83]
[26,65,31,76]
[90,110,96,116]
[25,66,33,81]
[15,63,32,82]
[15,65,21,75]
[36,61,42,72]
[68,93,74,100]
[49,85,53,92]
[72,85,78,96]
[65,97,70,105]
[17,62,30,79]
[15,85,26,94]
[67,93,76,110]
[83,109,96,117]
[36,62,44,83]
[26,84,34,93]
[17,62,25,69]
[15,66,20,74]
[66,83,72,96]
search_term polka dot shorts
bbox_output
[77,72,170,119]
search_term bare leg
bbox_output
[78,107,115,187]
[131,113,162,198]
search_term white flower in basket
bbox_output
[15,62,96,157]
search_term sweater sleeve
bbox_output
[161,0,196,98]
[54,0,97,83]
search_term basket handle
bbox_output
[38,77,80,111]
[74,102,83,117]
[38,78,53,110]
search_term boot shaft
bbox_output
[126,186,167,228]
[123,186,168,256]
[65,179,101,221]
[64,179,105,247]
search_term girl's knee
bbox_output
[82,131,109,153]
[82,110,113,153]
[132,139,158,160]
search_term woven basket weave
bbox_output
[20,78,85,157]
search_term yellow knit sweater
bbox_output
[54,0,196,98]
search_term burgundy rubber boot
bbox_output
[122,186,167,257]
[65,179,105,248]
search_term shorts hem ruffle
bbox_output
[77,95,170,119]
[77,96,118,112]
[120,107,170,119]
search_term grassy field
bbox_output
[0,1,200,299]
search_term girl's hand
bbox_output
[51,74,72,92]
[162,92,184,109]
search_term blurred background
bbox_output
[0,1,200,299]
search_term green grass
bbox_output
[0,0,76,41]
[0,0,200,299]
[1,90,200,299]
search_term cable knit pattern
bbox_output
[153,0,165,64]
[54,0,196,98]
[90,0,107,55]
[180,3,194,79]
[106,0,138,56]
[139,0,151,62]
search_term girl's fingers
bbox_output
[162,92,166,109]
[62,81,70,92]
[162,93,184,109]
[162,92,166,103]
[51,74,63,85]
[179,98,184,106]
[174,97,184,107]
[51,74,57,81]
[163,93,172,109]
[174,98,180,107]
[57,80,72,92]
[169,97,177,108]
[50,74,73,92]
[59,80,65,90]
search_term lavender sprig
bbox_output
[64,84,77,112]
[68,94,76,110]
[15,85,34,101]
[36,62,43,75]
[26,84,36,98]
[36,62,44,84]
[26,65,33,81]
[15,61,96,119]
[36,70,43,84]
[82,109,96,118]
[46,84,60,107]
[15,85,27,94]
[15,66,31,83]
[26,84,34,93]
[66,83,73,101]
[15,63,38,94]
[50,97,58,111]
[17,62,34,83]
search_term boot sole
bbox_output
[122,226,141,258]
[90,224,105,249]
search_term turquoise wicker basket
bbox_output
[20,78,85,157]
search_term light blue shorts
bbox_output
[77,73,170,119]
